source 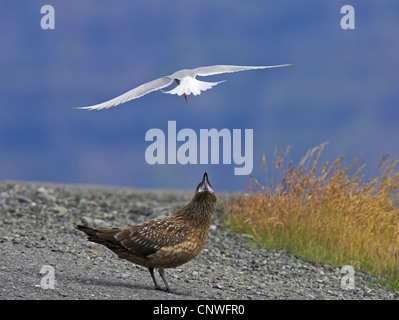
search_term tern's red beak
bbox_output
[184,94,187,104]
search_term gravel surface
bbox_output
[0,180,398,300]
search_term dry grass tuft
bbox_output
[225,142,399,289]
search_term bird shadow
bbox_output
[60,274,191,297]
[76,275,151,291]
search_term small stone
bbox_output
[37,187,57,202]
[93,219,110,228]
[213,282,224,289]
[52,206,68,216]
[81,216,93,226]
[16,195,33,204]
[238,253,246,259]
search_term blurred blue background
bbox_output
[1,1,398,191]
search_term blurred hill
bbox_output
[0,1,398,190]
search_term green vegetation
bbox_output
[225,143,399,290]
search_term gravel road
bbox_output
[0,180,398,300]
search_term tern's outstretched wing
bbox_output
[72,76,174,110]
[193,64,293,77]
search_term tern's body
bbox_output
[73,64,292,110]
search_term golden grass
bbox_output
[225,142,399,289]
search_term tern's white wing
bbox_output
[73,76,174,110]
[193,64,293,77]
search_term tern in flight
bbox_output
[72,64,292,110]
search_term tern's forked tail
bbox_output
[163,77,226,97]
